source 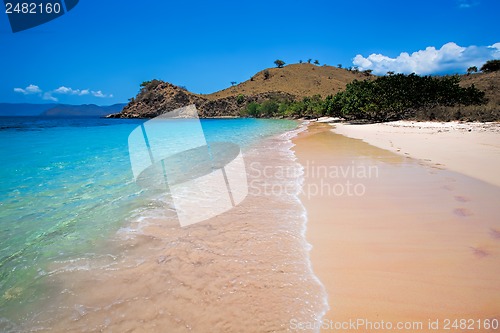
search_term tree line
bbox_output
[240,73,486,121]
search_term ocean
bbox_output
[0,116,327,332]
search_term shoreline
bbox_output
[331,120,500,187]
[18,121,327,332]
[292,122,500,332]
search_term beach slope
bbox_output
[293,123,500,332]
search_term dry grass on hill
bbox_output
[204,63,371,100]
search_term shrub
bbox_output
[274,59,285,68]
[467,66,478,75]
[263,70,270,80]
[480,60,500,73]
[245,102,261,117]
[330,74,486,121]
[236,94,245,105]
[260,100,279,117]
[139,79,163,93]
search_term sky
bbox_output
[1,0,499,105]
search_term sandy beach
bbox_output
[332,121,500,187]
[293,122,500,332]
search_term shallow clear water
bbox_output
[0,116,322,331]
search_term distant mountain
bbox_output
[0,103,59,116]
[41,104,126,117]
[0,103,126,117]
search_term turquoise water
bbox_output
[0,116,297,326]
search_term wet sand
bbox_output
[25,131,327,332]
[333,121,500,187]
[293,123,500,332]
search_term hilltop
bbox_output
[205,63,369,100]
[413,70,500,121]
[109,63,371,118]
[460,70,499,107]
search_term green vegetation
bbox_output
[137,79,164,101]
[467,66,478,75]
[236,94,245,105]
[239,74,486,121]
[314,60,320,65]
[480,60,500,73]
[243,102,261,117]
[274,59,285,68]
[139,79,163,93]
[328,74,485,121]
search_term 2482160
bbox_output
[5,2,61,14]
[443,318,499,330]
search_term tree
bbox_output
[263,70,270,80]
[307,59,312,64]
[299,60,303,64]
[337,64,342,69]
[466,66,478,75]
[139,79,162,91]
[480,60,500,73]
[230,81,237,86]
[260,100,279,117]
[245,102,261,117]
[387,71,395,76]
[274,59,285,68]
[314,60,320,65]
[363,69,373,76]
[329,73,485,121]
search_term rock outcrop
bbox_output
[107,81,296,118]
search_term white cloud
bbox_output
[91,90,112,98]
[488,43,500,58]
[13,84,112,100]
[53,86,90,96]
[352,42,500,75]
[457,0,479,8]
[13,84,42,95]
[43,92,58,102]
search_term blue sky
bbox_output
[1,0,499,105]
